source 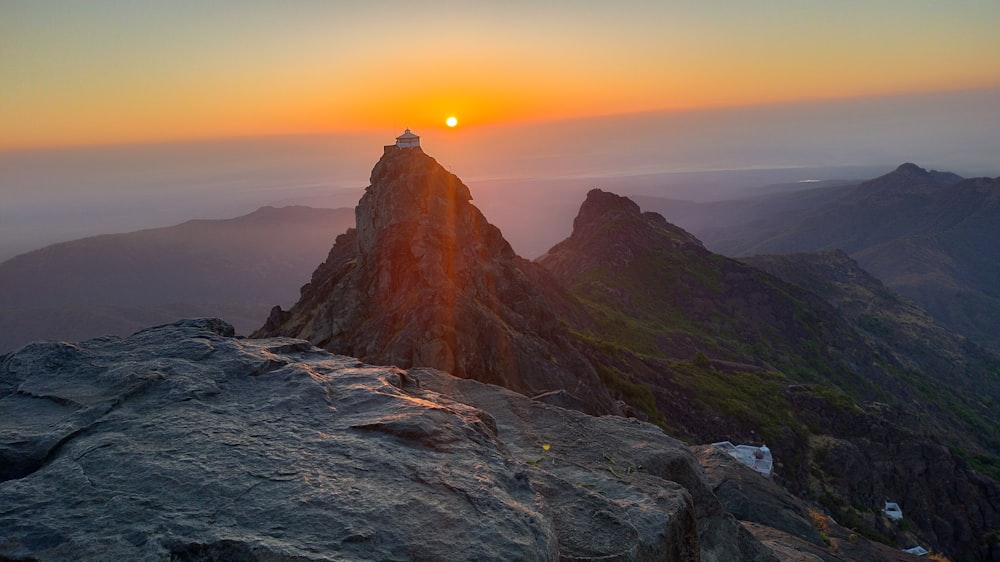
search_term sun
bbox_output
[445,116,458,128]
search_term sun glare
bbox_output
[446,116,458,127]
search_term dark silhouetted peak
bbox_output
[579,189,702,246]
[538,189,704,284]
[573,189,642,233]
[893,162,929,176]
[856,163,964,200]
[893,162,963,185]
[254,142,616,414]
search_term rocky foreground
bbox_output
[1,318,789,561]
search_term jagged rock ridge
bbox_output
[254,146,616,414]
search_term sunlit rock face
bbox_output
[255,146,617,415]
[0,319,771,561]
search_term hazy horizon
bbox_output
[3,88,999,261]
[5,1,999,149]
[5,1,999,260]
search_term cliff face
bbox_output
[254,147,616,414]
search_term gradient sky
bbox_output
[3,0,1000,149]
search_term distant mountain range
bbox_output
[0,206,354,352]
[10,161,995,358]
[640,163,1000,352]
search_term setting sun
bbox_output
[446,116,458,128]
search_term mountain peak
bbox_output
[539,190,704,284]
[580,188,641,216]
[572,189,642,235]
[893,162,929,176]
[854,162,964,202]
[355,143,496,272]
[254,143,617,414]
[571,189,703,249]
[370,144,436,189]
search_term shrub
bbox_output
[692,350,710,368]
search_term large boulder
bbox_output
[1,319,771,561]
[693,445,934,562]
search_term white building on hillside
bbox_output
[395,129,420,148]
[884,502,903,521]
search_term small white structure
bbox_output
[395,129,420,148]
[903,546,929,556]
[713,441,773,477]
[884,501,903,521]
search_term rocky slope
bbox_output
[537,190,900,406]
[693,446,934,562]
[743,251,1000,455]
[254,146,616,415]
[536,189,1000,561]
[1,318,778,562]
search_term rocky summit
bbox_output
[538,188,707,284]
[254,146,616,415]
[0,318,777,561]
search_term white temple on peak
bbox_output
[395,129,420,148]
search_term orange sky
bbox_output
[3,1,999,150]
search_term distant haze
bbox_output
[2,89,998,261]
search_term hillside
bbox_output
[631,179,859,250]
[743,250,1000,478]
[0,206,355,352]
[537,190,908,407]
[703,164,1000,351]
[537,189,1000,561]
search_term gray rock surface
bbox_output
[692,446,822,546]
[1,319,771,561]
